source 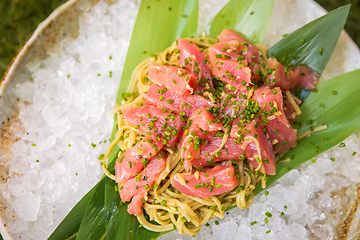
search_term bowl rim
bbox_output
[0,0,81,94]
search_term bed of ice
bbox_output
[1,0,360,239]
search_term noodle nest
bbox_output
[103,36,268,235]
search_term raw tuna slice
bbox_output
[217,29,260,65]
[115,135,162,183]
[192,136,251,168]
[219,88,248,120]
[177,38,214,92]
[148,63,198,96]
[119,152,166,216]
[231,118,276,175]
[180,108,225,171]
[122,106,184,148]
[208,43,252,90]
[144,84,215,117]
[265,58,318,91]
[252,86,297,153]
[171,163,238,199]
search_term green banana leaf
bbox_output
[48,180,99,240]
[253,5,352,194]
[76,178,106,239]
[268,5,350,74]
[203,0,274,43]
[256,68,360,194]
[268,5,350,101]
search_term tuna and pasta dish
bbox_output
[102,29,319,235]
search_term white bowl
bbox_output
[1,0,360,239]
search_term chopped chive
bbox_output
[265,212,273,218]
[118,155,125,163]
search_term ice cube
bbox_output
[12,192,41,221]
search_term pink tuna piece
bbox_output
[148,63,198,97]
[207,41,249,66]
[122,106,184,148]
[231,118,276,175]
[177,38,214,92]
[171,163,239,199]
[218,88,248,120]
[290,65,319,90]
[252,86,297,153]
[119,152,166,216]
[208,43,252,90]
[180,108,225,171]
[144,84,215,117]
[115,135,162,183]
[217,29,260,65]
[265,58,318,91]
[192,136,251,168]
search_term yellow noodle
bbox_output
[254,43,268,64]
[138,212,174,232]
[285,90,302,115]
